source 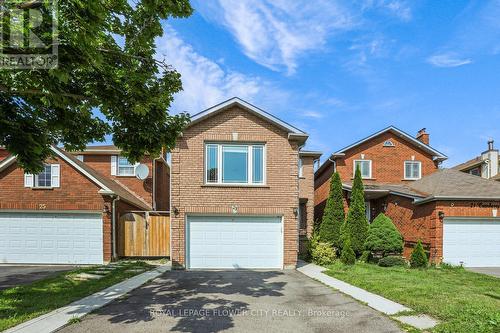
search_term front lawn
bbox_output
[0,261,153,331]
[326,262,500,333]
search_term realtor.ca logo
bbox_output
[0,0,58,69]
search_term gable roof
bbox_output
[316,126,448,176]
[0,146,151,210]
[452,156,483,171]
[410,168,500,204]
[188,97,308,141]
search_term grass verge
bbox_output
[325,261,500,333]
[0,261,153,331]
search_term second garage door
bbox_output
[443,218,500,267]
[187,216,283,269]
[0,212,104,264]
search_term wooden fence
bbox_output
[117,212,170,257]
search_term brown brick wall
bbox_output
[82,154,154,206]
[299,156,316,252]
[0,148,9,162]
[154,160,170,211]
[171,106,300,269]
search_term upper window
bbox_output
[383,140,395,147]
[118,157,135,176]
[205,143,265,185]
[25,164,60,188]
[404,161,422,180]
[298,158,303,178]
[469,168,480,176]
[353,160,372,179]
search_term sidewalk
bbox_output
[297,261,439,330]
[5,264,171,333]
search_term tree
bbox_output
[319,172,345,248]
[340,237,355,265]
[0,0,193,172]
[342,167,369,256]
[364,213,403,256]
[410,240,428,268]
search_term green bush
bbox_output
[378,255,407,267]
[342,167,369,256]
[364,213,403,256]
[319,172,345,249]
[359,250,371,263]
[340,238,356,265]
[311,242,337,266]
[410,240,428,268]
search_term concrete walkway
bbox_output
[4,264,171,333]
[297,261,439,330]
[467,267,500,278]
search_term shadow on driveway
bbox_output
[60,269,402,333]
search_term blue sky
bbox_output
[152,0,500,167]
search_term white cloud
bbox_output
[426,53,473,68]
[156,25,268,114]
[362,0,412,21]
[194,0,355,74]
[302,111,324,119]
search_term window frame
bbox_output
[404,161,422,180]
[117,156,136,176]
[298,158,304,178]
[204,143,266,186]
[34,164,52,188]
[353,159,372,179]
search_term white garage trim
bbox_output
[443,217,500,267]
[186,215,284,269]
[0,212,104,265]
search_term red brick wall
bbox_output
[82,154,154,206]
[315,131,439,220]
[171,106,300,269]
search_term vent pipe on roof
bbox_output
[488,139,494,151]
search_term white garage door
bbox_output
[187,216,283,269]
[443,218,500,267]
[0,212,103,264]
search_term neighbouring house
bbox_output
[0,147,8,162]
[315,126,500,267]
[0,145,169,264]
[453,139,500,181]
[170,97,320,269]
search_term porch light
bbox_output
[438,211,445,219]
[173,207,179,217]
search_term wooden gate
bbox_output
[117,213,170,257]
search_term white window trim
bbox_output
[205,143,266,185]
[117,156,137,177]
[353,159,372,179]
[404,160,422,180]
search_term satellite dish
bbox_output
[135,164,149,180]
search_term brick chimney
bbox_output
[416,128,429,145]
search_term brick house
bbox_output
[315,126,500,267]
[170,98,319,269]
[453,139,500,181]
[0,145,169,264]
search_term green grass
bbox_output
[0,261,153,331]
[325,262,500,333]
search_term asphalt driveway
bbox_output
[59,270,402,333]
[0,265,75,290]
[467,267,500,278]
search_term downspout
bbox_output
[112,195,120,260]
[328,157,337,172]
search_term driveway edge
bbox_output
[4,264,171,333]
[297,261,439,330]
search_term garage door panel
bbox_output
[443,218,500,267]
[0,212,103,264]
[188,216,283,269]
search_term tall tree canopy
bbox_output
[0,0,193,172]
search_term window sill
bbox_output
[351,177,376,180]
[402,178,420,181]
[31,187,54,190]
[202,184,270,188]
[299,176,306,179]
